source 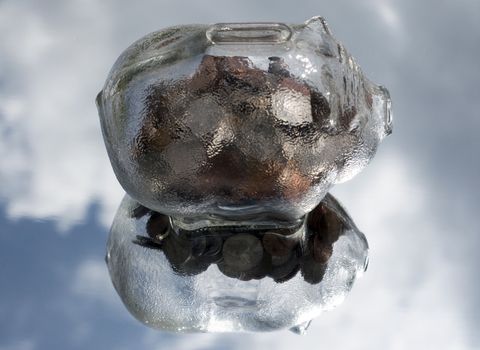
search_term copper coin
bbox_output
[262,232,296,257]
[222,233,263,272]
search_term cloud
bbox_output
[0,0,479,349]
[0,0,123,230]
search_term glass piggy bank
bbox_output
[97,16,391,224]
[97,16,391,334]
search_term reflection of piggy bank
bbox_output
[97,16,391,223]
[106,193,369,333]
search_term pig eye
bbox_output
[99,16,391,334]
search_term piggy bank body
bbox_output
[97,17,391,225]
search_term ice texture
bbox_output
[97,16,392,222]
[106,193,368,333]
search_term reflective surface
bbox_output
[107,193,368,333]
[1,1,479,349]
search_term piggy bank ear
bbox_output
[303,16,332,35]
[295,16,340,58]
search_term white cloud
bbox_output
[0,1,477,349]
[0,0,123,230]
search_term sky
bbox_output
[0,0,479,349]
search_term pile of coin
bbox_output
[132,55,334,210]
[133,195,344,285]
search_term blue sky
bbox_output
[1,0,479,349]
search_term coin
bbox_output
[146,212,170,241]
[222,233,264,272]
[262,232,296,257]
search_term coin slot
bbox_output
[206,22,292,44]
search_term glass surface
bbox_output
[1,2,478,349]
